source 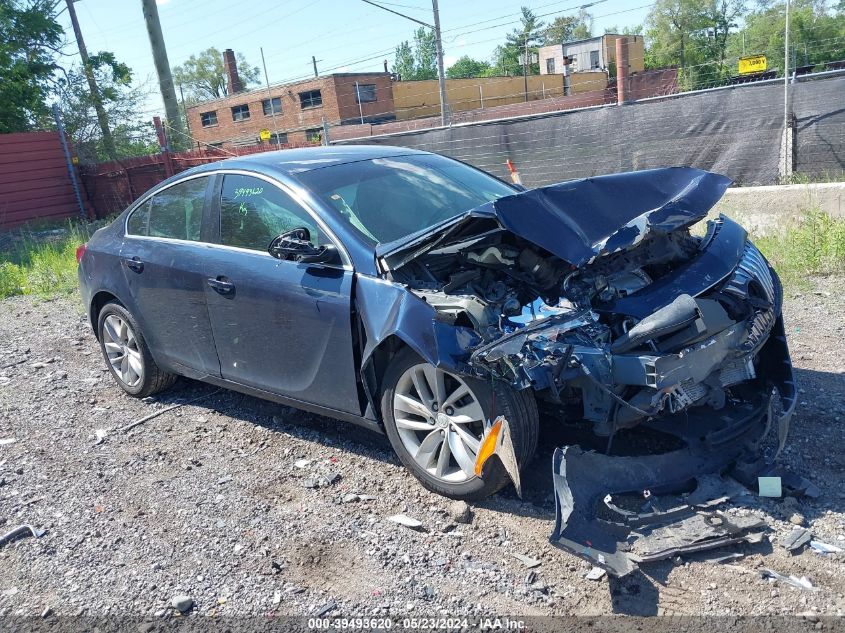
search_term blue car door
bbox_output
[120,174,221,378]
[202,171,360,414]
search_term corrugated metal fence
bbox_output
[78,143,313,219]
[0,131,84,230]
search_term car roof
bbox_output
[190,144,430,178]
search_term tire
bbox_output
[380,347,538,501]
[97,301,177,398]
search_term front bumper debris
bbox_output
[549,326,810,577]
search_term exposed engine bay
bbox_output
[389,215,790,439]
[367,167,802,576]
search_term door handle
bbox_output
[123,256,144,273]
[207,276,235,295]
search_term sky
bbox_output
[56,0,654,119]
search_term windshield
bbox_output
[295,153,515,245]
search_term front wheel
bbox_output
[380,348,538,501]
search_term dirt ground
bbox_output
[0,277,844,621]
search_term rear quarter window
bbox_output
[126,176,209,240]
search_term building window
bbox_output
[590,49,600,69]
[200,111,218,127]
[355,84,377,103]
[546,58,555,74]
[299,90,322,109]
[262,97,282,116]
[231,104,250,121]
[269,132,288,145]
[305,128,322,143]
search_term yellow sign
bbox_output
[738,55,767,75]
[259,129,271,142]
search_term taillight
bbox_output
[76,243,87,263]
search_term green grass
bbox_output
[0,221,94,300]
[754,209,845,288]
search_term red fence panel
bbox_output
[0,131,84,230]
[78,142,315,219]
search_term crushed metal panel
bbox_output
[491,167,732,266]
[355,274,480,374]
[377,167,732,269]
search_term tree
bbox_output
[543,10,594,45]
[502,6,546,75]
[446,55,492,79]
[703,0,747,74]
[727,1,845,71]
[172,48,260,104]
[391,27,437,80]
[644,0,732,88]
[0,0,63,133]
[646,0,707,71]
[58,54,158,162]
[543,15,580,44]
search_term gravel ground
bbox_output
[0,277,844,620]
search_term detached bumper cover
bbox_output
[550,317,801,577]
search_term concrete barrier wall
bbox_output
[711,182,845,234]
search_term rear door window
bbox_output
[219,174,327,252]
[127,176,209,240]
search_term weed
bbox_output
[755,208,845,287]
[0,220,94,299]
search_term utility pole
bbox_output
[66,0,117,160]
[780,0,793,182]
[522,36,529,102]
[359,0,449,125]
[261,47,280,141]
[431,0,448,126]
[783,0,791,132]
[141,0,187,150]
[178,83,192,144]
[312,55,319,77]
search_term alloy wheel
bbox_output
[102,314,144,387]
[393,363,486,483]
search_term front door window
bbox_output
[219,174,327,252]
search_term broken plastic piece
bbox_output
[388,514,423,530]
[0,524,47,548]
[757,476,782,497]
[809,540,843,555]
[474,416,522,498]
[510,552,541,568]
[585,566,606,581]
[781,527,812,552]
[550,424,774,577]
[761,568,816,590]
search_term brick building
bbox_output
[539,34,645,76]
[185,50,395,149]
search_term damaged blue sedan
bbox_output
[78,147,798,561]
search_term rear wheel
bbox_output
[380,347,538,500]
[97,302,177,398]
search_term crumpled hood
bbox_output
[378,167,732,269]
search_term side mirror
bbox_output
[268,228,342,266]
